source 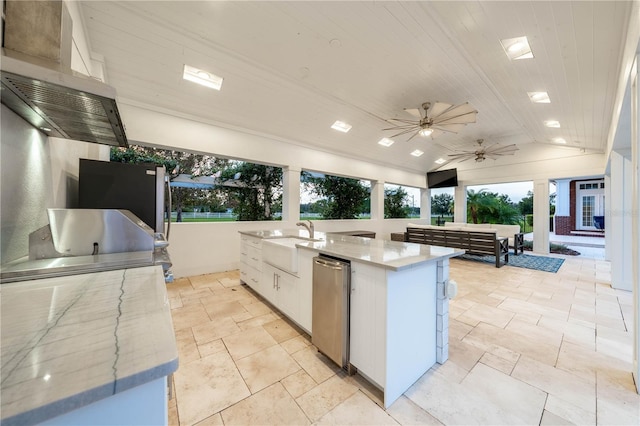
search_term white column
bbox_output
[420,188,431,220]
[282,167,300,222]
[533,179,550,254]
[554,179,570,216]
[370,180,384,220]
[630,57,640,393]
[610,151,633,291]
[454,184,466,223]
[604,174,612,261]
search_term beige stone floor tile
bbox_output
[596,324,634,363]
[456,302,515,328]
[544,394,595,425]
[236,312,279,330]
[386,395,443,425]
[315,390,399,425]
[448,318,474,341]
[296,373,359,422]
[191,316,240,344]
[168,401,179,425]
[222,326,278,360]
[478,352,516,375]
[242,300,273,317]
[235,344,301,393]
[404,369,529,425]
[202,300,247,320]
[169,295,183,309]
[176,329,200,364]
[539,409,574,425]
[221,382,310,425]
[281,368,318,398]
[539,316,595,350]
[194,413,223,426]
[505,317,564,348]
[230,311,253,322]
[189,275,226,291]
[446,338,484,372]
[219,277,242,288]
[428,358,471,384]
[512,356,596,414]
[262,318,302,342]
[281,334,312,354]
[171,304,211,331]
[291,345,340,384]
[498,298,568,321]
[173,350,250,426]
[596,382,640,425]
[461,363,546,424]
[197,339,226,358]
[464,322,559,366]
[179,287,213,301]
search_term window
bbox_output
[111,145,282,222]
[384,184,420,218]
[300,171,370,219]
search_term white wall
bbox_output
[0,106,107,263]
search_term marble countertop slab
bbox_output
[0,266,178,426]
[239,230,464,270]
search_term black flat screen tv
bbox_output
[427,168,458,188]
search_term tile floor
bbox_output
[166,253,639,425]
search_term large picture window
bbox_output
[111,145,282,222]
[300,171,370,219]
[384,184,420,218]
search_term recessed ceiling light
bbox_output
[183,64,223,90]
[552,137,567,144]
[500,36,534,60]
[331,120,352,133]
[410,149,424,157]
[378,138,394,147]
[528,91,550,103]
[434,158,446,164]
[544,120,561,128]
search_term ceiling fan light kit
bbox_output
[448,139,519,163]
[383,101,478,141]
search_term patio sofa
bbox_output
[404,224,509,268]
[444,222,524,255]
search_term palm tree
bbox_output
[466,189,498,224]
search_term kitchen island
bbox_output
[239,230,463,407]
[0,265,178,426]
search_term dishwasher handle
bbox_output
[314,257,346,270]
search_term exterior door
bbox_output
[576,181,605,230]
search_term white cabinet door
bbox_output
[276,270,299,321]
[261,264,279,305]
[240,235,262,290]
[349,261,386,387]
[296,250,314,333]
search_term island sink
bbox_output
[262,237,317,274]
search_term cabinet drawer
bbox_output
[240,261,261,290]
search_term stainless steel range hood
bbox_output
[1,1,128,147]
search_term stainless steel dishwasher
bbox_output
[312,255,351,371]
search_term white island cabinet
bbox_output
[238,230,462,408]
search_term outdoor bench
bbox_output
[405,225,509,268]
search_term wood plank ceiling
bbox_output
[78,1,633,174]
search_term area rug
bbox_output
[458,253,565,273]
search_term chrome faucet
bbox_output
[296,220,314,239]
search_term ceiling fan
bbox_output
[448,139,519,163]
[384,101,478,141]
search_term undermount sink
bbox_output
[262,237,318,273]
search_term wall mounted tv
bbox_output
[427,168,458,188]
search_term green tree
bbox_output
[303,173,369,219]
[518,191,534,215]
[221,162,283,221]
[466,189,498,224]
[431,193,453,216]
[384,187,409,218]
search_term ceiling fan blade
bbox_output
[432,123,466,134]
[428,102,454,117]
[388,127,422,138]
[386,118,419,125]
[383,123,420,131]
[433,103,478,123]
[485,144,519,155]
[406,129,421,141]
[403,108,422,118]
[429,128,444,138]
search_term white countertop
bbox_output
[240,230,464,270]
[0,265,178,426]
